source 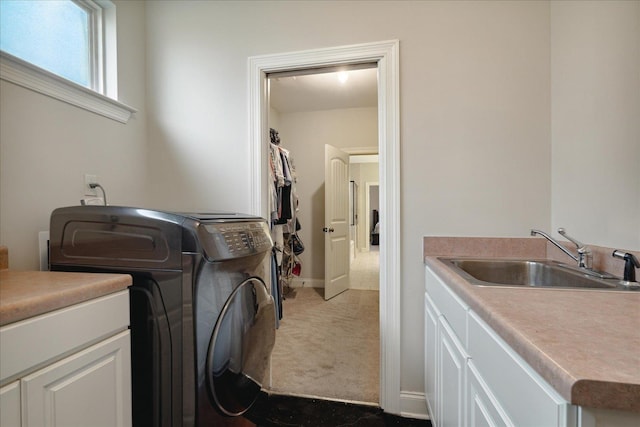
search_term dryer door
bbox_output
[206,277,276,416]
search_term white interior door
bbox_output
[324,144,350,300]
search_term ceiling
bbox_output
[269,67,378,113]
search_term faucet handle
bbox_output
[558,228,592,269]
[557,228,587,251]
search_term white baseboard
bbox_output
[289,278,324,288]
[349,282,380,291]
[399,391,429,420]
[289,278,380,291]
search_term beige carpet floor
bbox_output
[269,288,380,404]
[350,247,380,290]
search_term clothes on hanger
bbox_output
[269,128,304,307]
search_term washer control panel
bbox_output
[200,221,272,261]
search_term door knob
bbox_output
[323,227,335,233]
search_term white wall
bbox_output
[3,0,635,407]
[268,106,280,134]
[144,0,552,397]
[551,0,640,250]
[274,107,378,281]
[0,0,148,270]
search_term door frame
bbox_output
[248,40,401,413]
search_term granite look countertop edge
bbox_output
[423,254,640,413]
[0,271,132,326]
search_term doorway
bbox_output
[266,72,381,401]
[248,40,401,413]
[349,155,380,291]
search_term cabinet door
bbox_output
[468,311,573,427]
[425,292,439,425]
[466,361,513,427]
[439,319,467,427]
[1,380,21,427]
[22,330,131,427]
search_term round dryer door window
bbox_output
[206,277,276,416]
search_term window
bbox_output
[1,0,94,89]
[0,0,135,123]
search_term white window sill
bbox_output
[0,51,136,124]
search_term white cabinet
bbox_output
[1,381,21,427]
[22,331,131,427]
[0,290,131,427]
[424,293,439,424]
[424,266,470,427]
[466,361,512,427]
[438,319,467,427]
[467,310,574,427]
[425,265,574,427]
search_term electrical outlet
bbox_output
[84,174,98,196]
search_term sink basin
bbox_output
[440,258,638,291]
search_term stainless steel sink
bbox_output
[440,258,638,291]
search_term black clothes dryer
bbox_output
[49,206,275,426]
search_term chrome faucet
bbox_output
[530,228,592,269]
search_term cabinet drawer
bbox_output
[425,266,468,345]
[468,311,573,427]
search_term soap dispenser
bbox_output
[612,250,640,283]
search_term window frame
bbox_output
[83,0,104,93]
[0,0,136,123]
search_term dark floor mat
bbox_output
[245,392,432,427]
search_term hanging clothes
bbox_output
[269,129,301,249]
[268,128,305,307]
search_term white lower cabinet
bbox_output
[425,265,574,427]
[424,293,439,424]
[425,266,471,427]
[466,360,512,427]
[22,330,131,427]
[438,319,468,427]
[578,407,640,427]
[468,311,574,427]
[0,381,21,427]
[0,290,131,427]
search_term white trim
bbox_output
[289,278,325,288]
[248,39,401,414]
[94,0,119,99]
[400,391,429,420]
[0,51,135,124]
[343,146,379,156]
[76,0,104,93]
[38,231,50,272]
[268,390,379,408]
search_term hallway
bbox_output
[350,246,380,290]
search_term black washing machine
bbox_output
[49,206,276,426]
